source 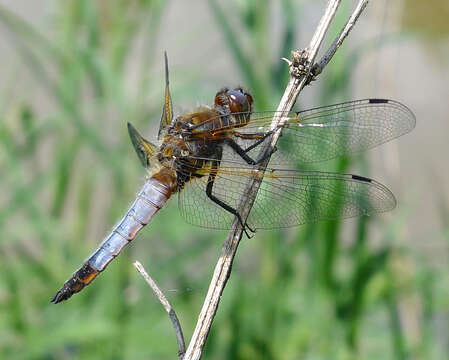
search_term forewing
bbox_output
[178,166,396,230]
[204,99,415,165]
[158,52,173,140]
[284,99,415,163]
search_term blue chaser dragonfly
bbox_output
[52,55,415,303]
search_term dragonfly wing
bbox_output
[178,166,396,230]
[247,169,396,229]
[158,52,174,140]
[128,122,158,168]
[178,173,235,230]
[232,99,416,165]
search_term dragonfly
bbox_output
[51,54,415,303]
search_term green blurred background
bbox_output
[0,0,448,359]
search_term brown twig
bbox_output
[133,261,186,359]
[310,0,370,81]
[124,1,370,358]
[183,0,371,359]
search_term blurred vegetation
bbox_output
[0,1,447,359]
[402,0,449,38]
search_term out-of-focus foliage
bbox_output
[0,1,447,359]
[402,0,449,38]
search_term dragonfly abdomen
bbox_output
[51,174,175,303]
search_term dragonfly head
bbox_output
[215,87,253,116]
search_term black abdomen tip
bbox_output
[51,286,74,304]
[51,264,99,304]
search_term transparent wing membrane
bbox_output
[178,166,396,230]
[158,51,174,140]
[190,99,416,166]
[176,98,413,230]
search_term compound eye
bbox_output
[227,89,251,114]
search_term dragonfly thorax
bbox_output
[158,135,190,164]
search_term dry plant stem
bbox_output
[312,0,369,78]
[133,261,186,359]
[183,1,370,358]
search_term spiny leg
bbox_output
[224,137,277,165]
[205,157,255,237]
[233,130,274,153]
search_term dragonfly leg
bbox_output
[224,138,259,165]
[206,160,255,238]
[224,138,277,165]
[256,146,278,163]
[233,130,274,153]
